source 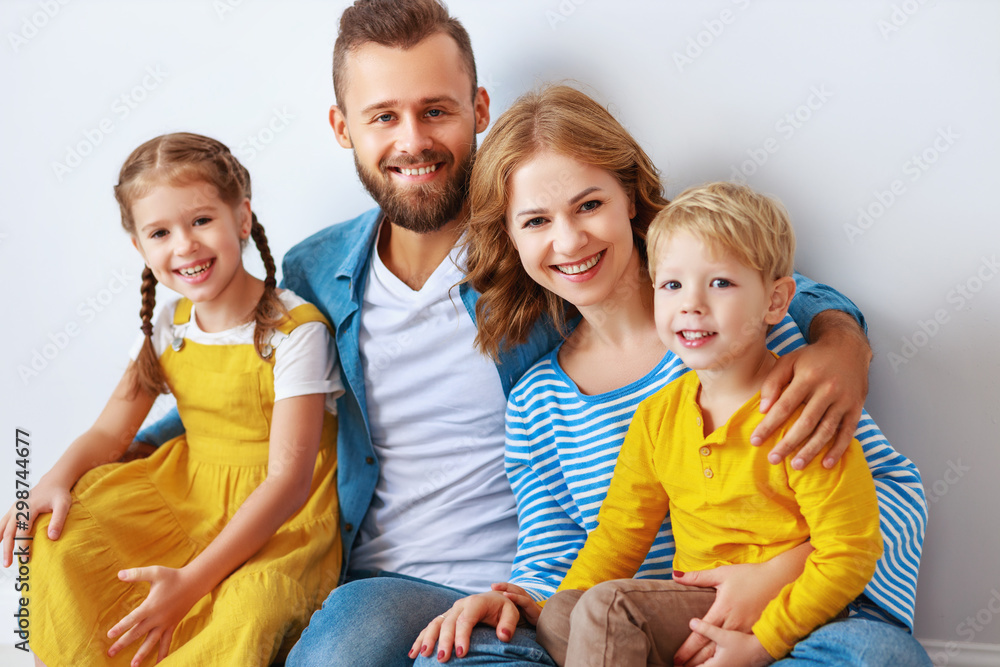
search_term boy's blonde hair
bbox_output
[647,181,796,283]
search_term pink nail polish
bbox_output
[438,649,445,660]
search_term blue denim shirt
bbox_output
[136,207,865,582]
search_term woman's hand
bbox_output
[672,544,811,666]
[409,587,524,662]
[686,619,773,667]
[493,581,542,626]
[1,475,73,567]
[753,311,871,470]
[107,565,205,666]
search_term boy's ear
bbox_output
[765,276,796,325]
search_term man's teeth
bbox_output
[399,164,438,176]
[681,330,715,340]
[179,261,212,277]
[556,252,602,275]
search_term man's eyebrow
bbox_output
[359,96,463,116]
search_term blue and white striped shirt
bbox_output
[506,314,926,630]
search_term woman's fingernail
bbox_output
[673,570,685,577]
[438,650,445,661]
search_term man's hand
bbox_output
[752,311,871,470]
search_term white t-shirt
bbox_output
[349,230,516,592]
[130,290,344,410]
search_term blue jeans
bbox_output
[774,617,932,666]
[285,571,556,667]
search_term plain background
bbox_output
[1,0,998,660]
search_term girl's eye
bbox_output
[193,217,211,226]
[580,200,601,212]
[711,278,732,288]
[150,229,167,239]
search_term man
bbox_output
[136,2,921,665]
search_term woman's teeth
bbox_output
[557,252,602,275]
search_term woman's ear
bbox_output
[765,276,796,325]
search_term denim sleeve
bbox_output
[135,407,184,448]
[790,271,867,340]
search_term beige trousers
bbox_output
[537,579,717,667]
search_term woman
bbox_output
[410,86,929,666]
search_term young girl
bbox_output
[410,86,929,666]
[1,133,341,666]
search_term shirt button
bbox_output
[696,417,702,426]
[704,468,714,479]
[365,456,375,464]
[700,446,711,457]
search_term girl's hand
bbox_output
[107,565,204,666]
[1,476,73,567]
[753,311,870,470]
[672,544,810,666]
[686,618,773,667]
[409,589,521,662]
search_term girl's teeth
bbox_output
[400,164,438,176]
[179,261,211,276]
[557,252,602,275]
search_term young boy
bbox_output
[535,182,884,667]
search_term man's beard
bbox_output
[355,143,475,234]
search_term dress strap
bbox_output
[173,298,194,325]
[276,303,333,336]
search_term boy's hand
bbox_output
[683,619,773,667]
[752,311,870,470]
[409,589,521,662]
[1,476,73,567]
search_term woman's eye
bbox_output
[580,200,601,212]
[524,217,546,228]
[711,278,732,288]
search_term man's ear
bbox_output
[330,105,353,148]
[765,275,796,325]
[473,87,490,134]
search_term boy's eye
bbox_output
[663,280,681,290]
[711,278,732,288]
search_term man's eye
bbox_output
[426,109,443,117]
[376,113,394,123]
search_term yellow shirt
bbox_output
[556,370,883,658]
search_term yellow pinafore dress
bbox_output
[30,298,341,666]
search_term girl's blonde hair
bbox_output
[646,181,796,284]
[114,132,286,397]
[465,85,668,360]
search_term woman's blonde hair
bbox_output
[646,181,796,284]
[115,132,287,397]
[465,85,667,360]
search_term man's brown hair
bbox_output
[332,0,478,109]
